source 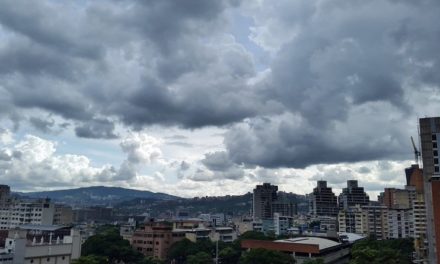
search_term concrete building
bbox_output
[363,206,389,239]
[252,183,278,220]
[309,181,338,217]
[387,208,413,239]
[338,180,369,210]
[338,205,389,239]
[209,227,237,243]
[0,186,10,203]
[0,225,81,264]
[72,206,113,223]
[419,117,440,263]
[53,205,73,225]
[241,237,350,264]
[273,213,294,236]
[131,220,186,260]
[405,164,424,194]
[381,187,415,209]
[0,199,55,230]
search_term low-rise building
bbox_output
[0,225,81,264]
[242,237,350,264]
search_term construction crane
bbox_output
[411,136,421,165]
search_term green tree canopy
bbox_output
[350,238,413,264]
[239,248,295,264]
[81,225,145,264]
[72,255,107,264]
[187,252,213,264]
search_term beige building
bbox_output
[131,220,185,260]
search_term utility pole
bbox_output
[215,238,219,264]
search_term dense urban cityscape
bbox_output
[0,117,438,263]
[1,0,440,263]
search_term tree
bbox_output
[350,238,414,264]
[81,226,145,264]
[143,256,164,264]
[187,252,213,264]
[303,259,324,264]
[72,255,107,264]
[219,246,241,264]
[239,248,295,264]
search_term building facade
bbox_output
[131,220,185,260]
[0,225,81,264]
[419,117,440,263]
[309,181,338,217]
[252,183,278,220]
[338,180,369,210]
[0,199,55,230]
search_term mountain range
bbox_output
[16,186,178,206]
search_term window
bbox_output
[435,142,438,149]
[435,158,439,165]
[435,166,439,173]
[435,150,438,156]
[433,134,437,141]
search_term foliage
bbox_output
[303,258,324,264]
[72,255,107,264]
[143,256,164,264]
[350,238,413,264]
[187,252,213,264]
[81,225,145,264]
[219,246,241,264]
[239,248,296,264]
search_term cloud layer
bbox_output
[1,0,439,195]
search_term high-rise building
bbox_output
[381,187,415,209]
[405,164,424,194]
[273,193,297,217]
[338,180,369,210]
[252,183,278,220]
[404,164,427,262]
[309,181,338,217]
[419,117,440,263]
[0,185,10,202]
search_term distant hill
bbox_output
[16,186,179,206]
[115,192,309,217]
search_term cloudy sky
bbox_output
[0,0,439,198]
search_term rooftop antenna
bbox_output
[411,136,421,165]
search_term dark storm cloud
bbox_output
[0,0,263,133]
[75,118,118,139]
[29,117,55,133]
[1,0,439,169]
[218,0,440,168]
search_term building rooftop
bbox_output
[338,232,365,243]
[17,224,67,232]
[274,237,340,250]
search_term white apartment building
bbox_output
[273,213,294,236]
[0,199,55,230]
[388,209,414,239]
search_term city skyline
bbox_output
[1,0,440,198]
